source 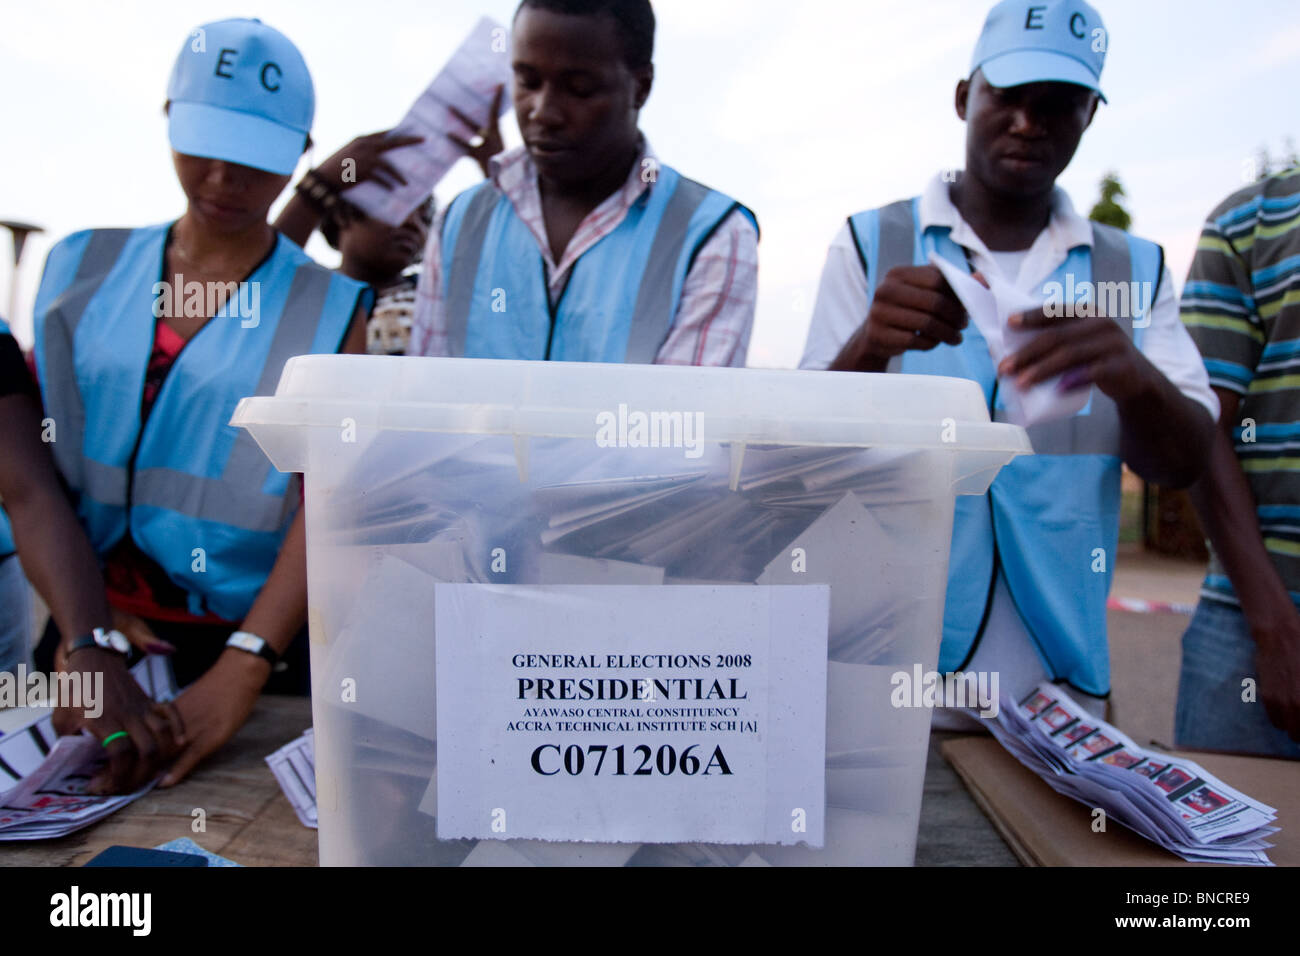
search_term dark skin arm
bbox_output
[274,102,503,250]
[273,131,422,248]
[999,306,1214,488]
[160,302,368,787]
[0,391,182,793]
[1187,387,1300,744]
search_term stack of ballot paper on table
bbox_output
[981,683,1279,865]
[0,656,176,841]
[266,729,317,829]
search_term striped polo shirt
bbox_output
[1181,166,1300,605]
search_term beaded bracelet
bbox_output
[295,170,340,214]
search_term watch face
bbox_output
[229,632,264,654]
[94,629,130,655]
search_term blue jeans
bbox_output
[1175,598,1300,759]
[0,554,32,674]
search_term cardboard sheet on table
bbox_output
[942,736,1300,866]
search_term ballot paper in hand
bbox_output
[0,656,175,841]
[929,251,1092,427]
[342,17,513,227]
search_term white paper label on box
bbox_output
[434,584,829,846]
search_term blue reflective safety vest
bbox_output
[849,198,1163,698]
[439,163,757,362]
[0,318,16,558]
[33,225,369,622]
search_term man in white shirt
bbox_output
[801,0,1217,726]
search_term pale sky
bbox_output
[2,0,1298,367]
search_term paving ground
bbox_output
[1108,542,1204,747]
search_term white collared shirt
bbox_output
[800,171,1218,422]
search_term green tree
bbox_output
[1255,145,1274,181]
[1089,171,1131,231]
[1283,137,1299,171]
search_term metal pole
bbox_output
[1,220,44,328]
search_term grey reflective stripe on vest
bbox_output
[217,264,332,488]
[442,178,716,363]
[1089,222,1137,328]
[444,186,505,357]
[82,458,128,506]
[1002,401,1121,455]
[993,224,1136,456]
[875,199,917,277]
[130,262,335,533]
[43,230,132,492]
[623,177,713,364]
[875,200,916,375]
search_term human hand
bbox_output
[834,264,967,372]
[313,130,425,193]
[447,84,506,178]
[159,649,268,788]
[999,305,1146,403]
[1250,608,1300,744]
[52,647,185,795]
[111,607,176,657]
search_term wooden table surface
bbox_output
[0,696,318,868]
[943,735,1300,867]
[0,702,1078,868]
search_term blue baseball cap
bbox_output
[166,18,314,175]
[970,1,1108,103]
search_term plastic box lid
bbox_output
[233,356,1031,493]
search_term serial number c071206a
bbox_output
[531,743,733,776]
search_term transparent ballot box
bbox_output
[233,356,1029,866]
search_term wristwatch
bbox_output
[66,627,130,659]
[226,630,280,666]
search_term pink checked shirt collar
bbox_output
[487,135,659,296]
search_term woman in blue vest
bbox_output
[31,19,370,789]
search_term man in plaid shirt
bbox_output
[409,0,757,367]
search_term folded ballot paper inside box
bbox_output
[232,356,1030,866]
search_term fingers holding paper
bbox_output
[448,84,506,177]
[998,308,1145,403]
[831,265,967,371]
